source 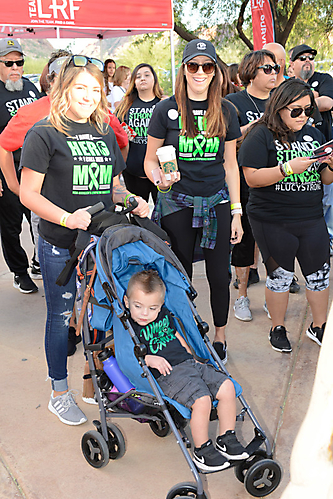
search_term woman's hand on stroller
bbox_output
[131,196,150,218]
[145,355,173,376]
[65,208,92,230]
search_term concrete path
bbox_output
[0,220,329,499]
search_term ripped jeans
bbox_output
[39,237,76,392]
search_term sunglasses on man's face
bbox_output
[66,55,104,72]
[0,59,24,68]
[285,106,314,118]
[297,54,315,62]
[257,64,280,75]
[185,61,216,74]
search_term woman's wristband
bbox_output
[327,165,333,172]
[230,202,242,211]
[279,161,294,177]
[231,208,243,216]
[124,193,134,207]
[60,211,71,228]
[157,185,171,193]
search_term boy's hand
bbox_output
[145,355,173,376]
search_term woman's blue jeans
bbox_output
[39,237,76,392]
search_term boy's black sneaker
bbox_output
[216,430,249,460]
[306,322,325,346]
[269,325,292,353]
[212,341,227,365]
[13,274,38,294]
[289,275,300,293]
[193,439,230,472]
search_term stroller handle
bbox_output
[87,202,105,216]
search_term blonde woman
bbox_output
[20,55,149,425]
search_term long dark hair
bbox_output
[254,78,315,145]
[103,58,116,96]
[116,63,163,122]
[175,62,227,139]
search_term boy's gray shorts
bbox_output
[156,358,229,409]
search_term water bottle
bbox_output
[98,349,144,414]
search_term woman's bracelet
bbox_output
[157,185,171,193]
[327,165,333,172]
[230,202,242,211]
[124,193,134,207]
[60,211,71,228]
[279,161,294,177]
[231,208,243,216]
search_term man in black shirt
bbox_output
[0,38,40,293]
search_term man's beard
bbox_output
[300,66,314,81]
[5,78,24,92]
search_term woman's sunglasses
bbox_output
[257,64,280,75]
[66,55,104,72]
[185,61,216,74]
[297,54,315,62]
[285,106,314,118]
[0,59,24,68]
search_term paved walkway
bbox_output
[0,221,330,499]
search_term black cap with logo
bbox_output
[182,39,217,64]
[290,44,317,62]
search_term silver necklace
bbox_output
[245,89,262,116]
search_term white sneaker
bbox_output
[48,390,87,425]
[234,296,252,321]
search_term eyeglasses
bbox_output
[0,59,24,68]
[285,106,314,118]
[185,61,216,74]
[297,54,315,62]
[257,64,280,75]
[66,55,104,72]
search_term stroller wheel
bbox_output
[81,430,109,468]
[149,412,171,437]
[234,450,267,483]
[244,459,282,497]
[105,423,126,460]
[166,481,208,499]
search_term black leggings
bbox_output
[161,203,231,327]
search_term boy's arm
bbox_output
[175,332,192,355]
[145,355,173,376]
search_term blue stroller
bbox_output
[77,204,282,499]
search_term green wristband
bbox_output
[124,193,133,207]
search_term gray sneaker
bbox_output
[48,390,87,425]
[234,296,252,321]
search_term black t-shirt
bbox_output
[238,123,327,222]
[125,96,160,177]
[130,305,192,379]
[308,71,333,141]
[225,89,269,194]
[20,119,125,248]
[225,89,268,126]
[0,77,40,165]
[147,95,241,197]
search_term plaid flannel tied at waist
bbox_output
[152,186,230,250]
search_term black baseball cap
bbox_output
[290,44,317,62]
[182,39,217,64]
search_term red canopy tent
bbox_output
[1,0,175,86]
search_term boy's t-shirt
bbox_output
[129,305,192,379]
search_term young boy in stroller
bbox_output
[124,269,249,473]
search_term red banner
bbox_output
[251,0,275,50]
[0,0,173,31]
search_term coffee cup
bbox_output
[156,145,178,180]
